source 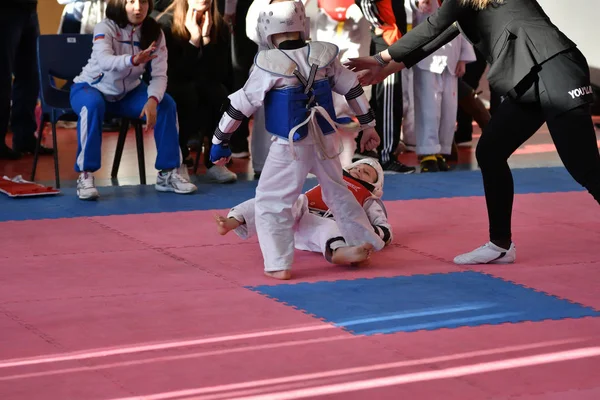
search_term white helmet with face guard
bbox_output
[256,0,308,49]
[345,158,385,198]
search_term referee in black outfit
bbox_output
[346,0,600,265]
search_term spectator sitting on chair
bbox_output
[70,0,197,200]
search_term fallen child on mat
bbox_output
[214,158,393,280]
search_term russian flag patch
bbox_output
[94,34,105,41]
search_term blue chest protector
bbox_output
[264,77,337,142]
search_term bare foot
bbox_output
[264,270,292,280]
[214,214,241,235]
[331,243,374,266]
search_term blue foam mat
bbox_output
[247,271,600,335]
[0,166,585,221]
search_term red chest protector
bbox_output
[318,0,356,22]
[305,174,374,215]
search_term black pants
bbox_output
[369,34,403,164]
[227,0,257,154]
[391,0,407,35]
[0,6,39,150]
[168,80,229,168]
[476,49,600,242]
[456,50,501,142]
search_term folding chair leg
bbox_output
[193,146,201,175]
[51,121,60,189]
[31,114,47,181]
[111,119,129,178]
[134,123,146,184]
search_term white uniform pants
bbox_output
[229,195,346,257]
[401,68,416,147]
[413,68,458,155]
[254,136,385,271]
[250,105,271,173]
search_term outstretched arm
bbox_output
[329,58,381,152]
[345,0,466,83]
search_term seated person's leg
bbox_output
[196,81,237,183]
[166,82,200,166]
[70,83,106,200]
[106,83,196,194]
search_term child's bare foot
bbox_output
[214,214,242,235]
[331,243,374,266]
[264,270,292,280]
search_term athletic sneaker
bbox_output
[436,154,451,171]
[382,160,416,174]
[155,169,197,194]
[206,165,237,183]
[454,242,516,265]
[77,172,99,200]
[231,151,250,159]
[420,155,439,173]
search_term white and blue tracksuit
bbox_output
[70,19,181,173]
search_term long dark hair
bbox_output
[105,0,162,50]
[459,0,503,9]
[157,0,227,43]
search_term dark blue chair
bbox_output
[32,34,146,188]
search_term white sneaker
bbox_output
[454,242,516,265]
[177,164,191,181]
[155,169,197,194]
[231,151,250,159]
[77,172,99,200]
[206,165,237,183]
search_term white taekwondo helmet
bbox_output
[256,0,308,49]
[345,158,385,198]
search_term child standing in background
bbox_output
[410,0,475,172]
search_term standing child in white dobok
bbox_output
[209,0,385,279]
[410,0,475,172]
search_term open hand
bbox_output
[185,8,203,45]
[360,127,381,152]
[201,10,213,38]
[344,56,383,73]
[356,69,386,86]
[139,97,157,131]
[133,41,157,65]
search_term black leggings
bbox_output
[476,101,600,241]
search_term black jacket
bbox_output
[157,13,233,89]
[0,0,37,9]
[387,0,576,96]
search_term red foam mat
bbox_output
[1,191,599,399]
[480,262,600,309]
[0,250,235,304]
[0,218,147,257]
[369,318,600,399]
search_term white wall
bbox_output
[538,0,600,83]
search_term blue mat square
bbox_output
[247,272,600,335]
